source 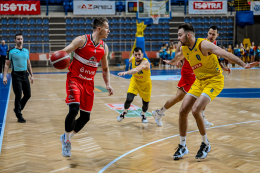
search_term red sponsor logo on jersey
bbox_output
[193,2,223,10]
[134,75,143,79]
[192,63,202,70]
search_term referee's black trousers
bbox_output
[11,71,31,118]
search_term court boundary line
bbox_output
[0,76,12,155]
[98,119,260,173]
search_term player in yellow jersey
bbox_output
[117,47,151,123]
[168,24,259,160]
[152,26,230,128]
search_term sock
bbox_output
[65,132,71,142]
[180,136,187,146]
[159,106,167,114]
[202,110,205,118]
[70,132,76,140]
[202,134,209,145]
[141,111,145,116]
[123,109,128,114]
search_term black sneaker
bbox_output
[18,117,26,123]
[173,144,189,160]
[140,114,148,123]
[117,111,127,122]
[195,142,211,159]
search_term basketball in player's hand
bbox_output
[50,50,70,70]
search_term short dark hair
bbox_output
[15,33,23,39]
[209,26,219,33]
[92,17,109,30]
[178,23,195,33]
[133,47,143,53]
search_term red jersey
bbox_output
[68,34,105,81]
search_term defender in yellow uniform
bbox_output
[167,24,259,160]
[117,47,151,123]
[183,37,224,101]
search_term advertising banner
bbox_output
[189,0,227,14]
[0,1,41,15]
[73,1,115,15]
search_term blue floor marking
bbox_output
[218,88,260,98]
[0,74,12,154]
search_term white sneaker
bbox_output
[140,114,148,123]
[61,134,71,157]
[204,119,214,128]
[117,112,127,122]
[152,109,164,126]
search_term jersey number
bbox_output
[196,54,201,61]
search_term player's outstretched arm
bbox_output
[62,35,86,54]
[101,43,113,96]
[218,60,231,74]
[202,41,260,69]
[118,60,149,76]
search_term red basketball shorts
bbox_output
[177,74,196,93]
[65,77,94,112]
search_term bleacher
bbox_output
[0,17,49,53]
[183,16,235,47]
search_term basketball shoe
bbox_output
[140,112,148,123]
[195,142,211,159]
[60,134,71,157]
[152,109,164,126]
[173,144,189,160]
[117,111,127,122]
[204,119,214,128]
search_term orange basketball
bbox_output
[50,50,70,70]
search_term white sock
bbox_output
[70,132,76,140]
[202,134,209,145]
[202,110,205,118]
[141,111,145,116]
[124,109,128,114]
[159,106,167,114]
[180,136,187,146]
[65,132,71,142]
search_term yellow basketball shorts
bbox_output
[127,79,152,102]
[188,75,224,101]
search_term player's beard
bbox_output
[136,58,142,62]
[16,42,23,47]
[180,35,189,46]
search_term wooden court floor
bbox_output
[0,67,260,173]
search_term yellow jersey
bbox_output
[131,57,151,83]
[182,38,223,80]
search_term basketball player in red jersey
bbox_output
[58,17,113,157]
[152,26,230,127]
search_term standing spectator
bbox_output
[250,42,256,62]
[170,40,174,48]
[0,40,8,73]
[256,43,260,62]
[240,43,245,61]
[3,33,34,123]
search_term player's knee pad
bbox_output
[68,104,80,117]
[142,100,149,112]
[126,93,135,103]
[73,111,90,133]
[65,104,80,132]
[125,93,135,109]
